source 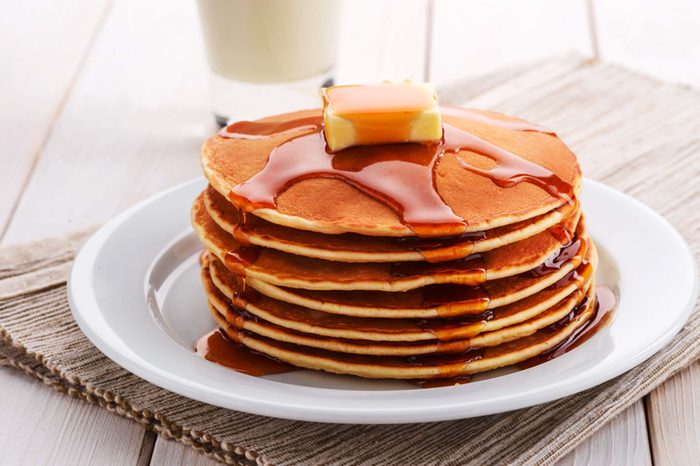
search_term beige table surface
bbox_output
[2,0,699,464]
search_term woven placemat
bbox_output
[1,57,699,466]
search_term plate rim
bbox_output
[68,177,699,424]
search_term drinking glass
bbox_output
[196,0,341,126]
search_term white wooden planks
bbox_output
[149,438,221,466]
[0,368,145,465]
[0,0,111,234]
[336,0,430,83]
[428,0,593,84]
[2,0,213,243]
[646,362,700,465]
[0,0,210,463]
[556,401,652,466]
[595,0,700,86]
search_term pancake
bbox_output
[205,254,594,351]
[193,195,583,291]
[227,234,594,319]
[204,184,581,263]
[207,247,596,340]
[202,109,582,237]
[205,262,594,356]
[208,288,599,379]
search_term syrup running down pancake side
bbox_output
[517,285,617,369]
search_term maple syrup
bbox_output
[517,286,616,369]
[194,328,293,376]
[222,114,572,237]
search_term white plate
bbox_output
[69,178,698,424]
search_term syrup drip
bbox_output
[230,191,491,263]
[214,182,487,263]
[443,124,572,203]
[224,116,572,237]
[224,246,261,275]
[518,285,616,369]
[548,261,592,290]
[390,253,487,286]
[224,267,491,342]
[440,106,556,135]
[219,116,322,139]
[231,275,261,306]
[397,230,488,247]
[548,201,579,245]
[230,133,463,236]
[412,236,584,319]
[232,225,256,246]
[526,239,583,278]
[419,309,494,341]
[398,230,486,263]
[194,328,293,376]
[420,284,490,313]
[549,224,575,245]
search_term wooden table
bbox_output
[2,0,698,464]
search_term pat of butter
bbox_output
[321,82,442,152]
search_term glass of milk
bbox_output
[196,0,340,125]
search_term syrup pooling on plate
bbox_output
[195,328,293,376]
[223,113,572,237]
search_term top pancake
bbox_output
[202,108,582,237]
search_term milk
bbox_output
[196,0,340,122]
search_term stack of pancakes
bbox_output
[192,108,600,380]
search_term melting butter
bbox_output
[321,82,442,152]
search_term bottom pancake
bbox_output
[206,287,600,379]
